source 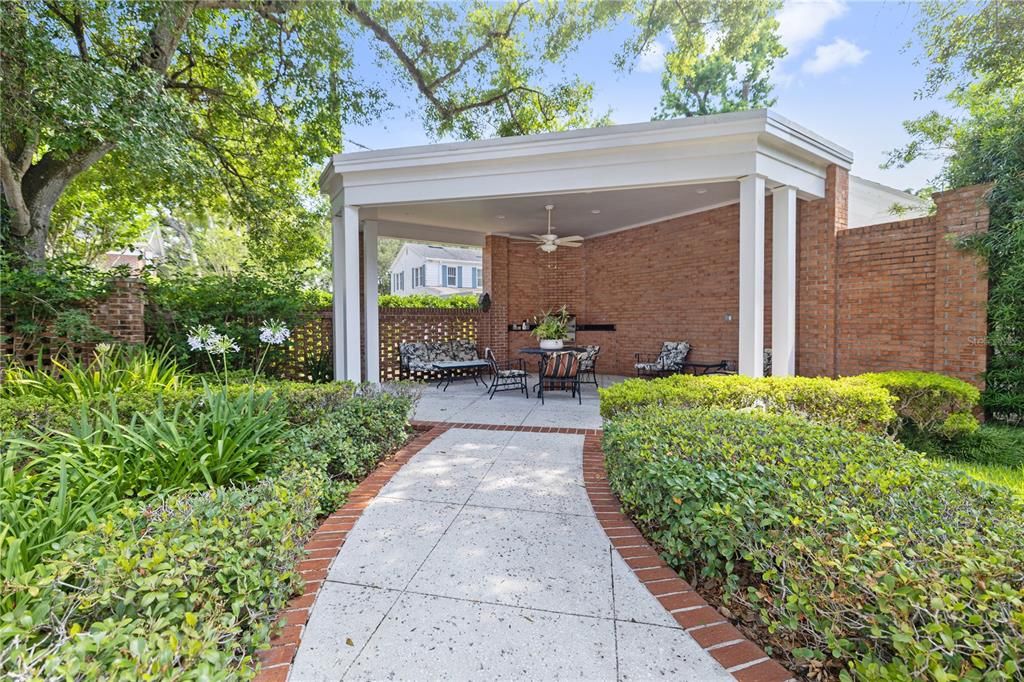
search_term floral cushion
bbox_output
[451,339,479,361]
[407,359,435,372]
[497,368,527,378]
[399,342,431,370]
[657,341,691,370]
[578,345,601,371]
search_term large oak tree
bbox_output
[0,0,607,263]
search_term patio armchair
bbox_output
[577,345,601,388]
[634,341,691,378]
[484,347,528,399]
[538,351,583,405]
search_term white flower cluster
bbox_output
[259,319,291,346]
[186,324,239,354]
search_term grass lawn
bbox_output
[954,460,1024,496]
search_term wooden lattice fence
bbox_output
[277,307,484,382]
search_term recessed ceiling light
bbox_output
[696,188,708,195]
[591,209,601,214]
[496,215,505,219]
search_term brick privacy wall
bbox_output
[481,174,989,382]
[796,165,847,377]
[482,202,778,376]
[835,184,989,385]
[1,278,146,371]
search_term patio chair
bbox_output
[538,351,582,405]
[578,345,601,388]
[634,341,691,378]
[484,347,528,399]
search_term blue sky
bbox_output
[345,1,954,192]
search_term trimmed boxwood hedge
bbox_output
[603,407,1024,680]
[599,374,897,434]
[847,371,981,439]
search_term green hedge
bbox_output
[848,371,981,438]
[0,372,416,679]
[1,469,321,679]
[603,407,1024,680]
[378,293,479,309]
[599,374,897,434]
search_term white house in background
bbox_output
[388,242,483,296]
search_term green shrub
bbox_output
[0,469,321,680]
[599,374,897,434]
[0,345,189,402]
[1,387,287,581]
[0,393,77,437]
[902,423,1024,468]
[849,371,981,437]
[144,271,321,373]
[378,293,479,309]
[603,407,1024,680]
[275,384,416,514]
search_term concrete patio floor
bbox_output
[290,425,733,681]
[410,373,628,430]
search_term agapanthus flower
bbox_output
[206,334,240,354]
[186,324,218,351]
[259,319,291,345]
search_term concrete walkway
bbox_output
[290,424,732,681]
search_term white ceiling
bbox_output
[366,181,738,239]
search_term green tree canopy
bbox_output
[616,0,785,118]
[887,0,1024,422]
[0,0,610,263]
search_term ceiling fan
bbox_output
[530,204,584,253]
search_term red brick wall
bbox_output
[2,278,146,371]
[482,202,776,376]
[836,184,989,385]
[481,175,989,384]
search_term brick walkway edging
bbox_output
[253,422,451,682]
[582,432,795,682]
[255,421,792,682]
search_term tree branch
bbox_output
[0,147,32,237]
[44,1,90,61]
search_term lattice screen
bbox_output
[276,307,483,382]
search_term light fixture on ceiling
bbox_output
[696,188,708,195]
[591,209,601,214]
[529,204,584,253]
[496,215,505,219]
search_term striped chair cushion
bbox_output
[543,352,580,378]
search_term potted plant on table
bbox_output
[531,306,570,350]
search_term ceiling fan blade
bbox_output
[555,240,583,247]
[529,234,549,241]
[557,235,584,242]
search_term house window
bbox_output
[472,267,482,288]
[446,265,459,287]
[393,271,404,292]
[412,265,425,288]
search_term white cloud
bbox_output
[801,38,869,75]
[776,0,847,56]
[636,40,667,73]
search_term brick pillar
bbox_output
[796,164,847,377]
[931,184,990,386]
[481,235,510,360]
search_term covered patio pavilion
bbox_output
[319,109,985,386]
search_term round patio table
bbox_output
[518,346,587,395]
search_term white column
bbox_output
[738,175,766,377]
[343,205,361,382]
[330,213,347,381]
[772,186,797,376]
[363,220,380,383]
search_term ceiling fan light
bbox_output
[540,242,558,253]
